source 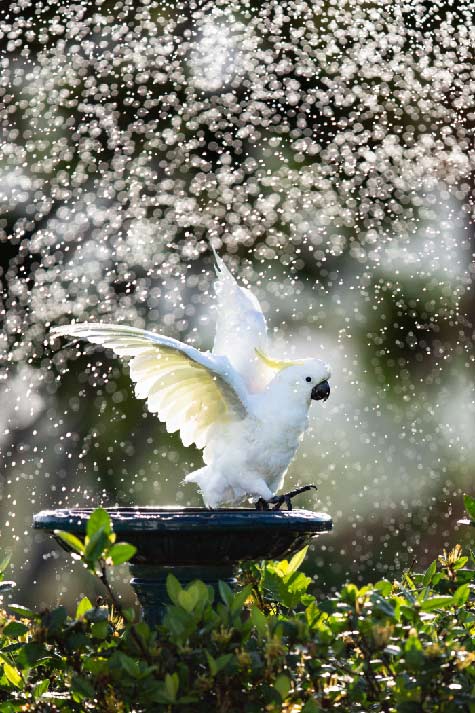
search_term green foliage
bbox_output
[1,509,475,710]
[240,544,314,611]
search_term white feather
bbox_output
[211,250,273,392]
[50,322,249,451]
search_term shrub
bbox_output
[0,499,475,712]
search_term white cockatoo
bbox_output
[50,253,331,509]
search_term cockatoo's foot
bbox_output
[270,484,318,511]
[254,485,318,511]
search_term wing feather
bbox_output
[51,322,249,449]
[211,250,272,392]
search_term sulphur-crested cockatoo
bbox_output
[50,253,331,509]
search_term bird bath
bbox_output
[34,507,332,626]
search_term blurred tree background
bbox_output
[0,0,474,608]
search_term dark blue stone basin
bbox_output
[33,507,332,625]
[34,507,332,565]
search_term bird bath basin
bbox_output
[34,507,332,625]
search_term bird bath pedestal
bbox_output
[33,507,332,626]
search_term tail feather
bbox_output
[184,465,235,508]
[184,466,209,488]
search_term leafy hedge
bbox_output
[1,497,475,712]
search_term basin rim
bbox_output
[33,507,332,534]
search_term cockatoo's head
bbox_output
[266,359,331,405]
[283,360,331,402]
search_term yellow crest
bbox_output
[255,348,303,371]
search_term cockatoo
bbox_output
[50,253,331,509]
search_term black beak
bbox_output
[311,380,330,402]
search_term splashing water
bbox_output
[0,0,474,605]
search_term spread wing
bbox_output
[50,323,249,450]
[212,249,272,392]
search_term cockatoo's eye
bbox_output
[305,376,312,383]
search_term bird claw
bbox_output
[254,485,318,512]
[269,494,292,511]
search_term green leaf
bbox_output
[452,568,475,585]
[87,508,112,538]
[262,567,311,610]
[33,679,50,699]
[172,580,209,614]
[230,584,252,614]
[1,661,22,688]
[53,530,85,555]
[16,643,50,668]
[178,695,200,705]
[166,574,182,606]
[274,674,291,700]
[132,621,151,643]
[464,494,475,522]
[75,597,94,619]
[165,672,179,702]
[120,606,135,624]
[91,621,109,640]
[287,571,312,597]
[71,674,95,699]
[422,560,437,586]
[287,546,308,575]
[250,606,268,637]
[205,651,231,677]
[340,583,358,606]
[8,604,37,619]
[404,633,424,669]
[108,542,137,565]
[453,583,470,606]
[374,579,393,597]
[84,528,109,564]
[83,658,108,677]
[3,621,28,638]
[111,652,141,678]
[42,606,67,633]
[206,651,217,676]
[163,606,194,639]
[301,701,320,713]
[0,703,16,713]
[218,580,233,606]
[215,654,233,673]
[178,586,201,612]
[306,601,321,628]
[420,595,454,611]
[453,556,468,570]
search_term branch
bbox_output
[98,560,153,664]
